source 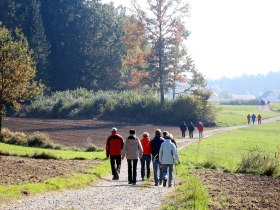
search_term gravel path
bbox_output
[2,113,280,210]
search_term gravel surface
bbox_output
[1,160,173,210]
[2,112,280,210]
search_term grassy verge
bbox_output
[215,105,280,127]
[161,152,209,209]
[271,103,280,111]
[183,121,280,175]
[0,142,105,160]
[0,160,110,201]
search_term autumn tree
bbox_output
[0,26,43,132]
[132,0,189,104]
[121,16,151,89]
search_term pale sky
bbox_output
[102,0,280,80]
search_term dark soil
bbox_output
[4,117,180,148]
[0,155,100,185]
[192,169,280,210]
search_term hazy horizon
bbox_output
[102,0,280,80]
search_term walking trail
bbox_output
[2,110,280,210]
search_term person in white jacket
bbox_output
[159,134,180,187]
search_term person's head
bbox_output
[143,132,149,138]
[165,134,171,139]
[163,131,169,138]
[199,122,202,125]
[129,129,136,136]
[111,127,117,133]
[155,129,162,136]
[169,133,174,139]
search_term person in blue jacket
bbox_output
[188,122,195,139]
[159,134,180,187]
[251,113,256,124]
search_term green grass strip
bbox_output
[215,105,280,127]
[183,121,280,175]
[271,103,280,111]
[0,160,110,201]
[161,152,209,210]
[0,142,105,160]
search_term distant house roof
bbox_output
[231,94,256,100]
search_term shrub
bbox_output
[0,128,27,146]
[237,146,280,176]
[1,128,63,150]
[85,145,103,152]
[27,132,55,149]
[31,152,58,159]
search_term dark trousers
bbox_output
[141,155,151,179]
[189,131,194,139]
[181,131,186,138]
[110,155,121,178]
[127,159,138,184]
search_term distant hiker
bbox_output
[188,122,195,139]
[197,122,204,140]
[258,114,262,124]
[122,129,143,185]
[159,134,180,187]
[163,131,177,147]
[247,114,251,124]
[251,113,256,124]
[106,127,124,180]
[179,121,187,138]
[150,129,165,186]
[140,132,151,181]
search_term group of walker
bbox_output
[180,121,204,140]
[105,128,180,187]
[247,113,262,124]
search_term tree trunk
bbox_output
[0,104,3,134]
[159,21,165,105]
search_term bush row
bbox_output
[17,88,216,126]
[0,128,61,149]
[0,128,104,152]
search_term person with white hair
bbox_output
[159,134,180,187]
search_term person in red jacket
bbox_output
[257,114,262,124]
[197,122,204,140]
[106,127,124,180]
[140,132,152,181]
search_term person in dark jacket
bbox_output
[122,129,143,185]
[150,129,165,186]
[188,122,195,139]
[179,121,187,138]
[106,127,124,180]
[252,113,256,124]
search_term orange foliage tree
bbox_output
[121,16,151,89]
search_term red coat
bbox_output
[197,123,204,132]
[141,137,151,155]
[106,132,124,157]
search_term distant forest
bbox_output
[207,71,280,97]
[0,0,205,100]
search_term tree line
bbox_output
[0,0,206,100]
